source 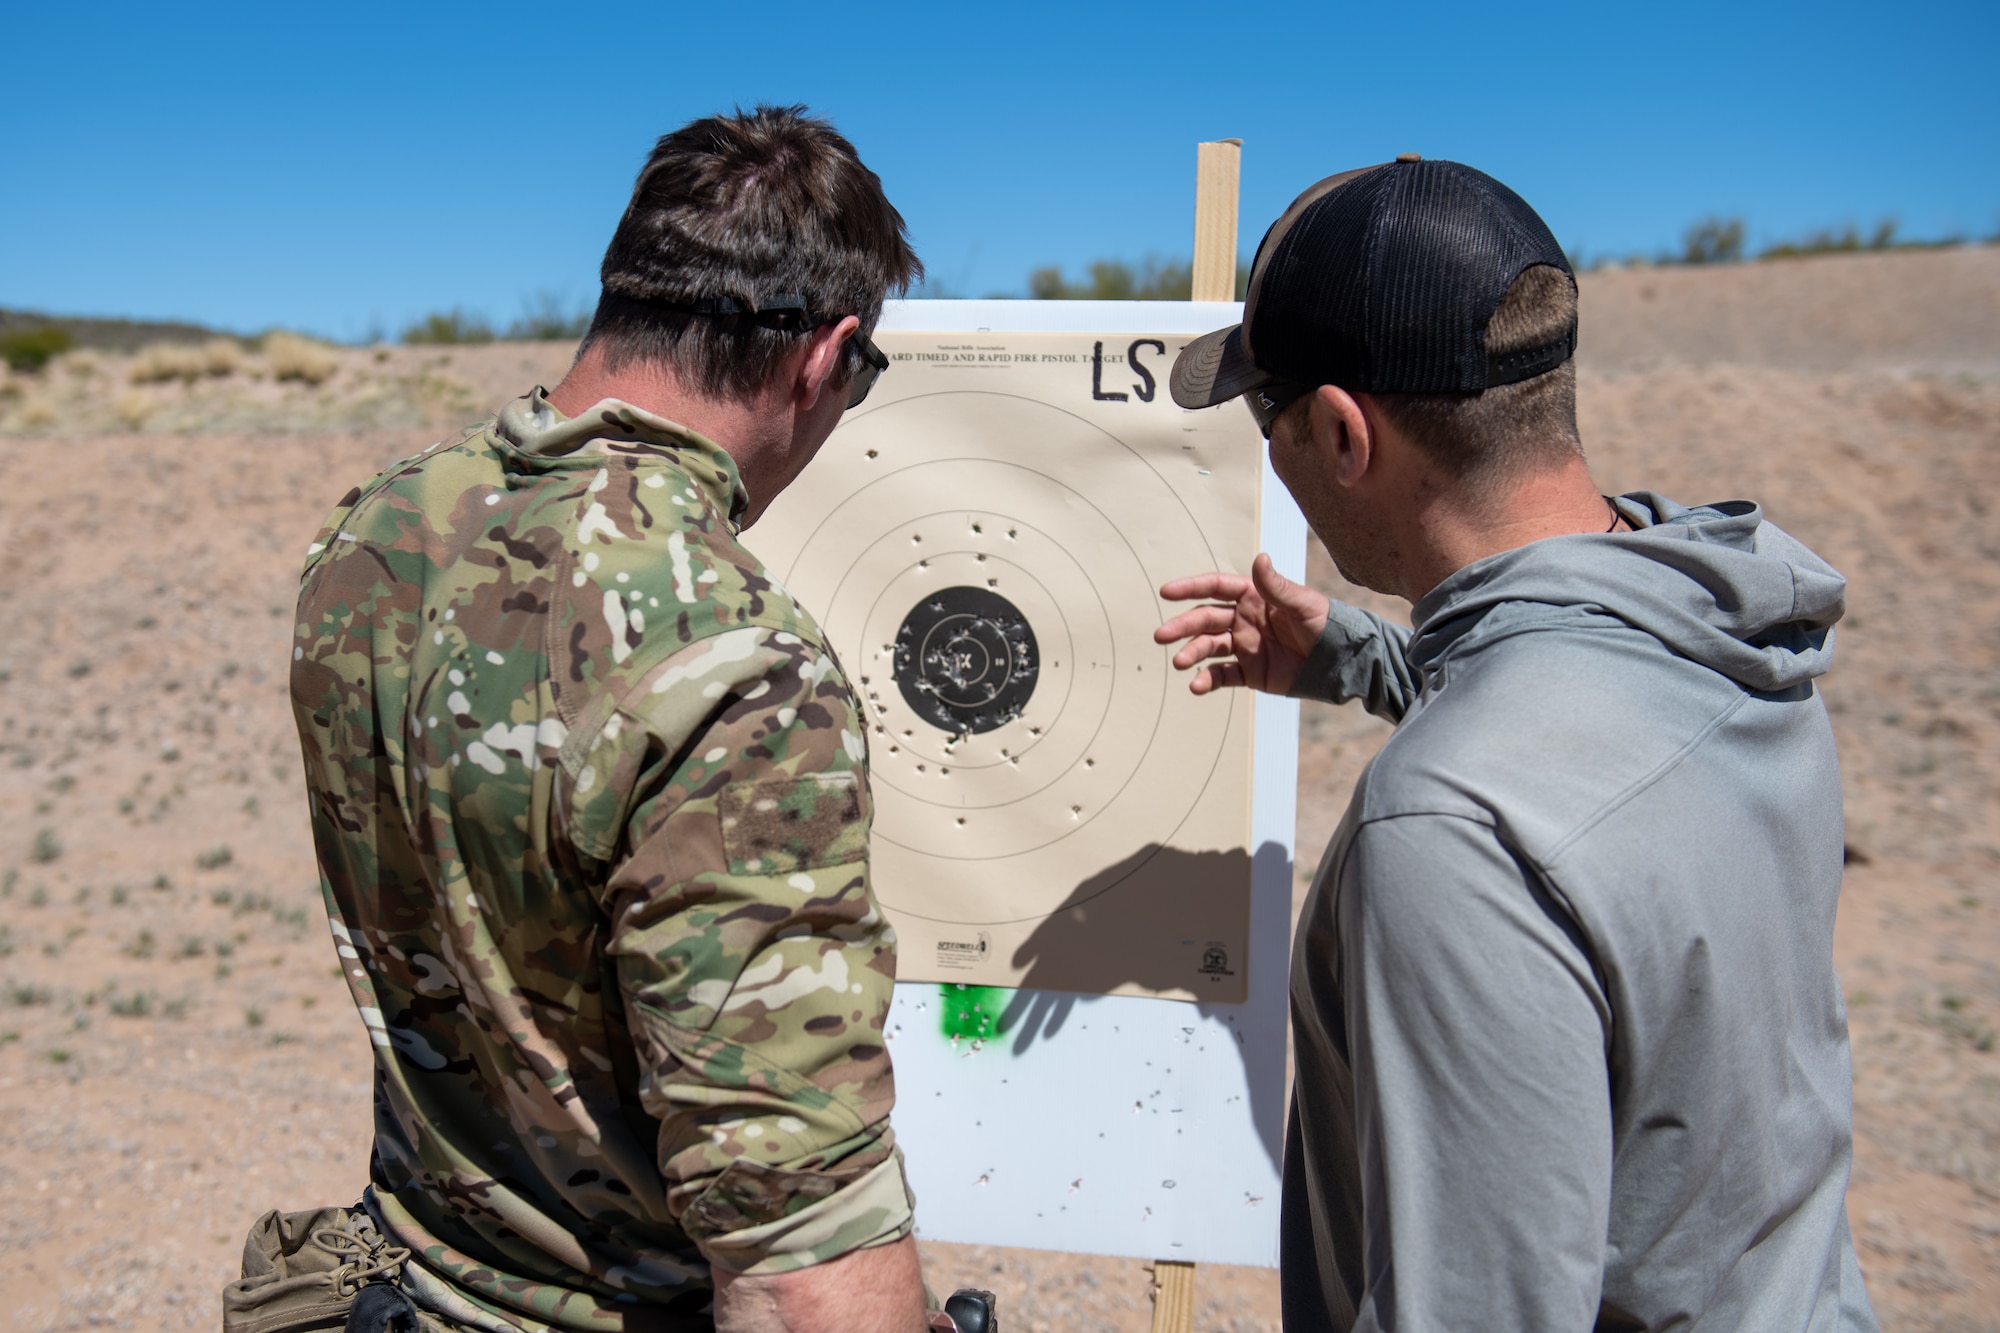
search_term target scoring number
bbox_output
[893,586,1040,735]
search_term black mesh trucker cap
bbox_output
[1170,157,1576,409]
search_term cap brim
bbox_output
[1170,324,1274,409]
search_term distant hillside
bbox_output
[1576,245,2000,376]
[0,306,236,354]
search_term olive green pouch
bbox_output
[221,1204,416,1333]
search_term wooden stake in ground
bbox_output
[1191,138,1243,302]
[1140,138,1245,1333]
[1140,141,1245,1333]
[1149,1259,1197,1333]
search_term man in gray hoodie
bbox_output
[1159,159,1877,1330]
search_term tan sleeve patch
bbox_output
[720,774,867,877]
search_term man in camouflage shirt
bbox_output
[269,108,931,1333]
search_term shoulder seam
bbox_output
[301,430,485,580]
[1544,691,1750,864]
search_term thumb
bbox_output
[1250,552,1305,610]
[1250,552,1330,642]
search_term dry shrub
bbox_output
[60,350,103,379]
[201,338,244,377]
[115,390,151,429]
[264,331,337,386]
[130,342,207,385]
[18,394,57,428]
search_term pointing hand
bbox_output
[1154,553,1330,697]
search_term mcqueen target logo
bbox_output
[935,932,992,969]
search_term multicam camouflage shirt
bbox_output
[290,389,911,1333]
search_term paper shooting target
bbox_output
[751,332,1262,1001]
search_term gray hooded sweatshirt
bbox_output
[1282,494,1878,1332]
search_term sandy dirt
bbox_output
[2,246,1997,1330]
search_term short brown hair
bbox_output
[581,105,922,397]
[1368,264,1582,485]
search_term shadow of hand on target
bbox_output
[982,840,1289,1173]
[999,842,1250,1040]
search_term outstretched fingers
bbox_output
[1154,602,1246,646]
[1158,558,1292,694]
[1190,659,1248,694]
[1158,571,1254,604]
[1170,631,1240,672]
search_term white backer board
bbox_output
[801,301,1301,1267]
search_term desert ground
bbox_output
[2,245,1997,1331]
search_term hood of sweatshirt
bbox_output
[1406,492,1846,694]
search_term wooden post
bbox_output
[1149,1258,1197,1333]
[1191,138,1242,302]
[1138,136,1242,1333]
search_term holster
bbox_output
[221,1204,424,1333]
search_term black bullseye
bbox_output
[894,586,1039,734]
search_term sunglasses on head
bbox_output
[672,293,888,409]
[1244,381,1316,439]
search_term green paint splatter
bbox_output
[939,983,1012,1046]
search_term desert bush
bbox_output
[1030,258,1190,300]
[108,990,154,1018]
[30,828,61,863]
[264,331,338,385]
[6,980,52,1006]
[505,292,590,341]
[1679,217,1746,265]
[1761,219,1902,260]
[403,309,496,345]
[15,394,56,428]
[1024,257,1250,301]
[200,337,243,376]
[197,845,233,870]
[130,342,207,384]
[1,325,73,372]
[115,391,152,429]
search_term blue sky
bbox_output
[5,1,1994,341]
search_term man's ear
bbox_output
[796,315,861,409]
[1312,385,1372,487]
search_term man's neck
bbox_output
[547,342,794,520]
[1397,457,1616,601]
[548,344,781,460]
